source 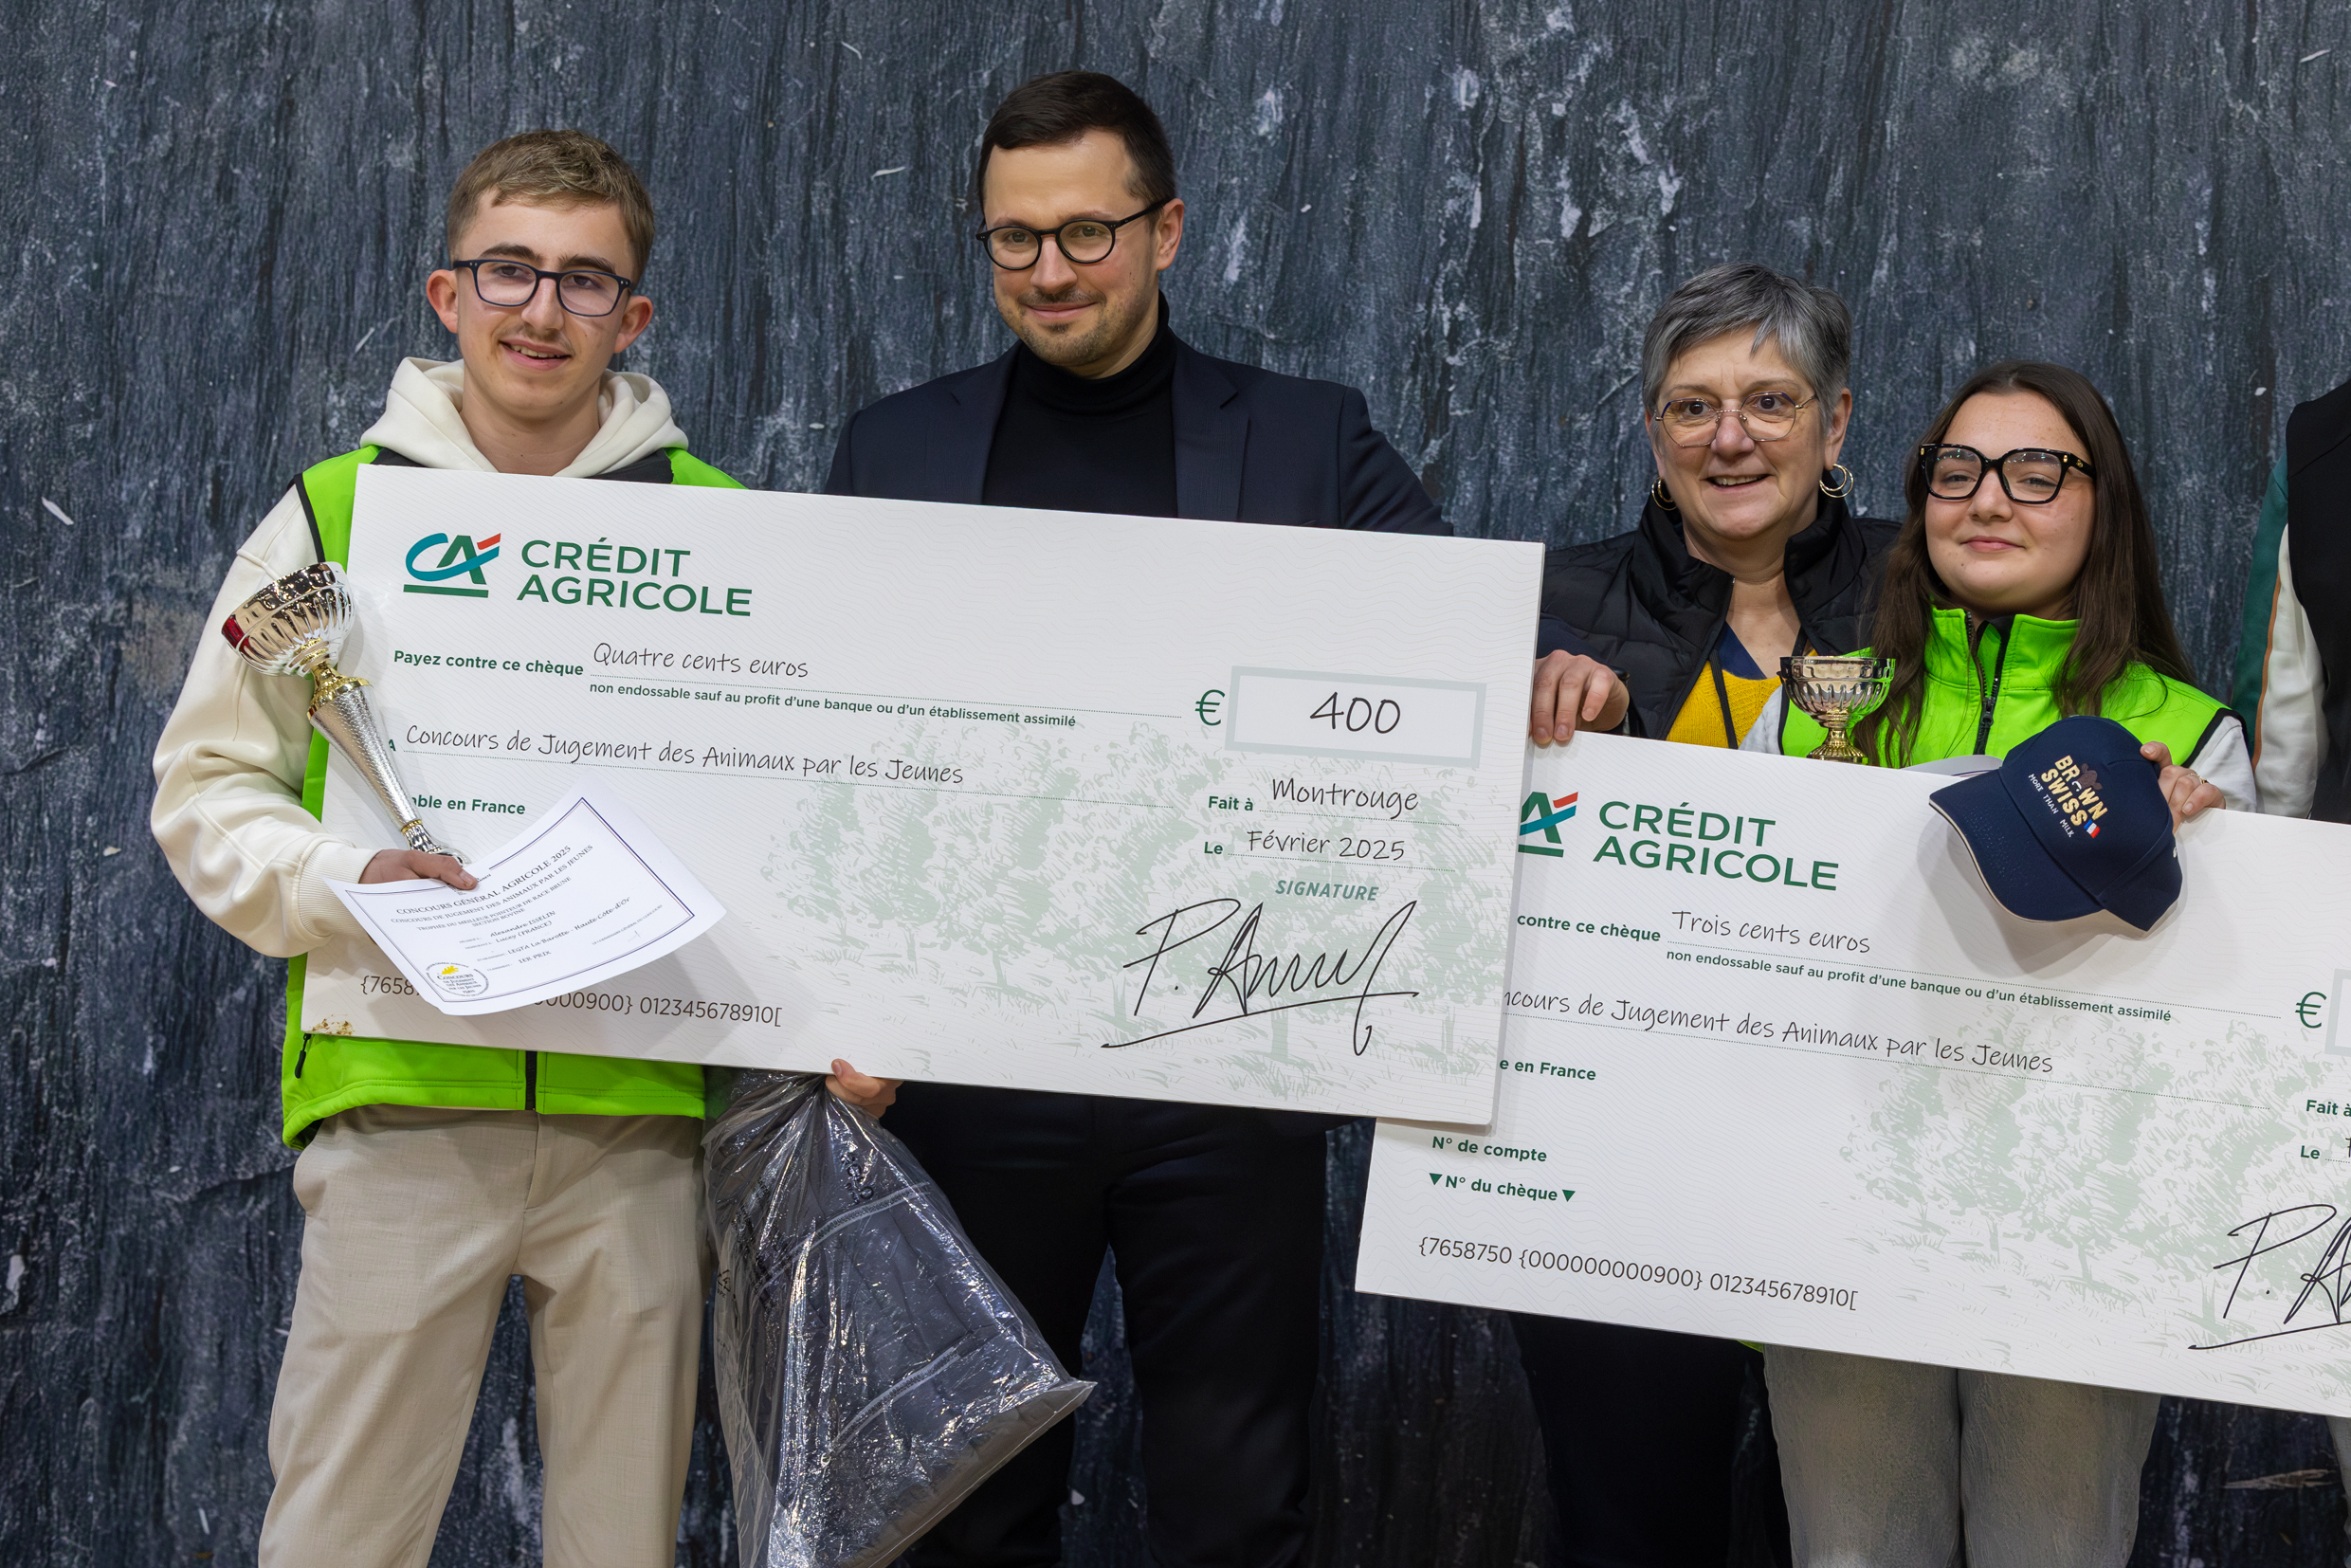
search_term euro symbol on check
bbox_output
[1196,689,1225,725]
[2300,991,2327,1029]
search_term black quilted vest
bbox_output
[1539,490,1900,739]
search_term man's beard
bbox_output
[1013,283,1149,371]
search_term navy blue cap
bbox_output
[1927,715,2181,932]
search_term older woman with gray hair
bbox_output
[1540,262,1894,743]
[1519,263,1896,1565]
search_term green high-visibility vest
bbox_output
[1772,607,2233,767]
[277,443,744,1145]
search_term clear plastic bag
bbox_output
[704,1070,1093,1568]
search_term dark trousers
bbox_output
[886,1083,1329,1568]
[1514,1317,1753,1568]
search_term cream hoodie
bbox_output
[152,357,691,957]
[2245,526,2326,817]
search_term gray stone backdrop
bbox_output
[8,0,2351,1562]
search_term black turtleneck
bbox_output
[981,304,1178,516]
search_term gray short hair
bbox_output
[1640,263,1852,413]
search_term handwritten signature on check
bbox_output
[1104,899,1421,1055]
[2196,1204,2351,1351]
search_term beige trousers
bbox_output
[1765,1344,2160,1568]
[259,1105,710,1568]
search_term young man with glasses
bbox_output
[824,70,1443,1568]
[151,130,756,1567]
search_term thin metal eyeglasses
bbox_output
[1917,444,2096,504]
[975,202,1169,270]
[450,258,637,318]
[1653,390,1818,447]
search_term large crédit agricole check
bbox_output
[1358,732,2351,1415]
[301,465,1540,1122]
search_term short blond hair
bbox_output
[444,130,655,278]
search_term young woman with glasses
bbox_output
[1740,359,2243,1565]
[1746,359,2249,819]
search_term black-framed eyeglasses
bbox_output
[1653,390,1818,447]
[1918,444,2096,504]
[450,258,637,318]
[975,202,1169,270]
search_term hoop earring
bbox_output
[1650,478,1678,512]
[1819,464,1855,500]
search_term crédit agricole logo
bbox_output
[402,530,758,617]
[404,532,501,598]
[1519,791,1578,856]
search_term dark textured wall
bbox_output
[9,0,2351,1562]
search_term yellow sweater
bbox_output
[1664,626,1786,748]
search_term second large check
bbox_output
[1358,733,2351,1413]
[299,466,1540,1122]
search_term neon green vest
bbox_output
[278,444,745,1145]
[1774,606,2231,766]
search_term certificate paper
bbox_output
[324,787,723,1015]
[296,465,1540,1121]
[1357,732,2351,1415]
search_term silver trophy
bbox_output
[222,561,463,858]
[1779,655,1894,764]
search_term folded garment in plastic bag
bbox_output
[705,1070,1093,1568]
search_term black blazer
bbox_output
[824,334,1447,537]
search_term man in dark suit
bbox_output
[826,90,1438,535]
[822,70,1447,1568]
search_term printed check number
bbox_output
[297,467,1541,1122]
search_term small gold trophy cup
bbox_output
[221,561,463,858]
[1779,655,1893,764]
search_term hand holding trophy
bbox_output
[1779,655,1893,764]
[221,561,465,859]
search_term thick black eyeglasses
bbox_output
[1918,444,2096,504]
[451,258,637,318]
[975,202,1169,270]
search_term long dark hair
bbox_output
[1852,360,2196,765]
